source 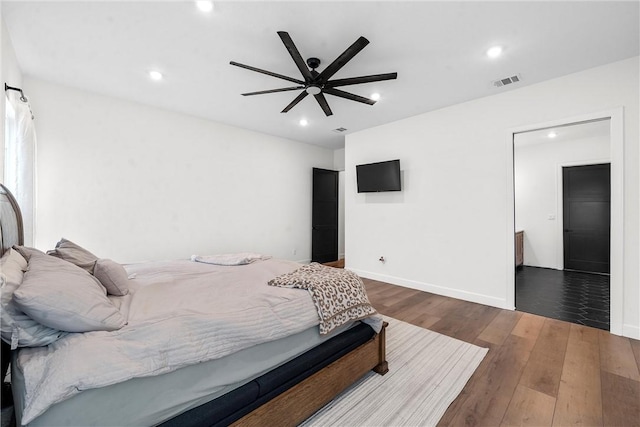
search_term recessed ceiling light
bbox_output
[370,93,381,101]
[548,131,557,138]
[148,70,163,81]
[299,119,308,127]
[196,1,214,13]
[486,46,503,58]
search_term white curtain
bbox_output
[4,92,37,246]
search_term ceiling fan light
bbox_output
[306,86,321,95]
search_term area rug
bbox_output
[301,316,488,427]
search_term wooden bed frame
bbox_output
[0,183,388,426]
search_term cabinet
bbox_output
[515,231,524,267]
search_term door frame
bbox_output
[556,159,611,271]
[506,108,624,336]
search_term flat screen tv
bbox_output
[356,159,401,193]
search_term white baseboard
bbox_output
[622,323,640,340]
[349,268,510,310]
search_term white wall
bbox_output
[1,16,23,180]
[346,57,639,338]
[514,132,610,269]
[333,148,345,171]
[28,77,334,263]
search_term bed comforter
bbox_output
[16,258,380,424]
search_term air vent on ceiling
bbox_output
[333,127,348,133]
[493,74,521,88]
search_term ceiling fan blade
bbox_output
[326,72,398,88]
[230,61,304,85]
[314,93,333,116]
[277,31,314,82]
[242,86,305,96]
[317,36,369,82]
[281,91,309,113]
[323,87,376,105]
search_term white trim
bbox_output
[506,107,625,336]
[622,324,640,340]
[350,268,509,309]
[555,157,611,271]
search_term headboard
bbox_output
[0,183,24,257]
[1,183,23,383]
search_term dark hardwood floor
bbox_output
[364,278,640,427]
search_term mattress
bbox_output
[13,321,359,426]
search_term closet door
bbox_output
[312,168,338,263]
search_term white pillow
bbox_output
[46,238,98,274]
[13,247,126,333]
[94,259,130,296]
[1,248,67,349]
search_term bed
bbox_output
[0,183,388,426]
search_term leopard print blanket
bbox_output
[268,263,377,334]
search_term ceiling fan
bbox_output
[230,31,398,117]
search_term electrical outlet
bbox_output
[292,248,297,255]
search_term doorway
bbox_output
[513,119,612,330]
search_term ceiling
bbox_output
[2,1,638,150]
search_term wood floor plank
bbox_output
[443,334,532,426]
[518,318,570,397]
[510,312,545,346]
[425,298,501,343]
[500,384,556,427]
[437,338,498,427]
[417,295,468,318]
[404,310,441,329]
[599,330,640,381]
[601,370,640,426]
[552,324,603,426]
[478,310,522,345]
[568,322,599,345]
[372,284,415,302]
[378,290,433,319]
[631,338,640,373]
[429,306,499,343]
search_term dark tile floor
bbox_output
[515,266,610,331]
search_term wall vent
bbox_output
[493,74,521,88]
[333,127,348,133]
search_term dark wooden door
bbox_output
[563,163,610,273]
[312,168,338,263]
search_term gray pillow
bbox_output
[46,238,98,274]
[94,259,130,296]
[13,247,126,333]
[1,248,67,348]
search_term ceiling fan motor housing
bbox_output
[306,57,321,70]
[230,32,398,116]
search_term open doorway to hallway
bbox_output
[514,119,611,330]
